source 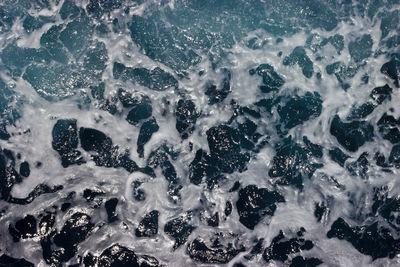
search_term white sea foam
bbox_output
[0,1,399,266]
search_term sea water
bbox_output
[0,0,399,266]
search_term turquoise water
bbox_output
[0,0,399,266]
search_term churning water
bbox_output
[0,0,400,266]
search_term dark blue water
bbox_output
[0,0,399,266]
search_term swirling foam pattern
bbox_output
[0,1,399,266]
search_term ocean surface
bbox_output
[0,0,400,266]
